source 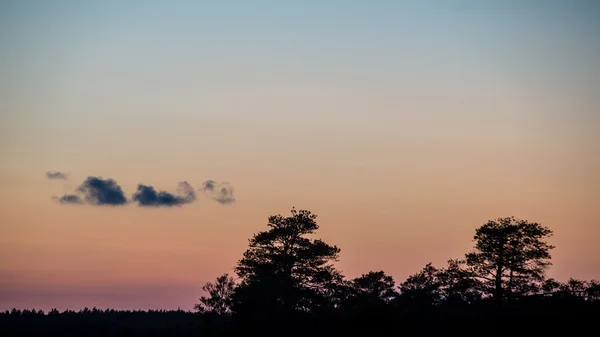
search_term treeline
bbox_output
[2,209,599,337]
[0,308,198,337]
[193,209,599,336]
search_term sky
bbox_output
[0,0,599,311]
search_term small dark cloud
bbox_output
[132,181,196,207]
[46,171,68,180]
[201,180,235,205]
[76,176,128,206]
[52,194,84,204]
[203,180,216,191]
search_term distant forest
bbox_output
[2,209,599,337]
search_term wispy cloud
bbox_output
[52,194,84,204]
[201,180,235,205]
[46,171,68,180]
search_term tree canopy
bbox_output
[464,217,554,303]
[233,208,342,314]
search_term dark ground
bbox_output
[2,299,597,337]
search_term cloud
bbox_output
[201,180,235,205]
[52,194,84,204]
[203,180,216,191]
[177,181,196,200]
[76,176,128,206]
[132,181,196,207]
[51,176,235,208]
[46,171,68,180]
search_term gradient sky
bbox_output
[1,0,599,311]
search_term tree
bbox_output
[399,263,442,306]
[233,208,342,313]
[542,278,600,302]
[436,259,482,304]
[542,277,561,294]
[465,217,554,304]
[557,278,599,301]
[349,271,398,306]
[586,280,600,302]
[194,273,236,315]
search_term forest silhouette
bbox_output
[2,208,599,337]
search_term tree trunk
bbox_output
[507,268,514,303]
[495,264,503,308]
[495,245,505,307]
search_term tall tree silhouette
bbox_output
[233,208,342,314]
[465,217,554,304]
